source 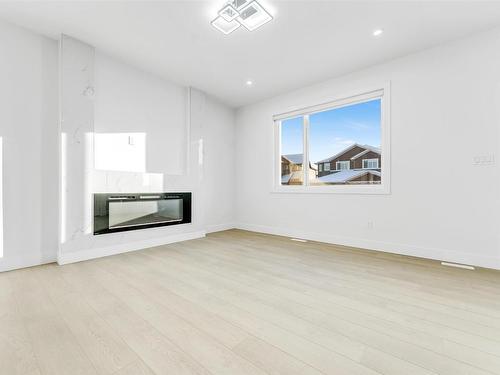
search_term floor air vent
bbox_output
[441,262,475,270]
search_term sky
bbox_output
[281,99,381,163]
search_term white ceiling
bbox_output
[1,1,500,107]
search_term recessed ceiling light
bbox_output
[246,80,253,86]
[373,29,384,37]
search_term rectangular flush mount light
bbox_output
[211,0,272,35]
[219,4,240,21]
[237,1,273,31]
[211,16,241,34]
[232,0,252,10]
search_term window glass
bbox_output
[309,99,382,186]
[280,117,303,185]
[336,161,350,170]
[363,159,379,169]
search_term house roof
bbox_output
[282,154,304,165]
[317,144,381,163]
[282,154,318,170]
[351,149,369,160]
[316,169,381,183]
[281,174,292,184]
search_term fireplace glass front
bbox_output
[94,193,191,235]
[109,198,183,229]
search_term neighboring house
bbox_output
[315,144,381,185]
[281,154,317,185]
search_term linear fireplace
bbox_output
[93,192,191,235]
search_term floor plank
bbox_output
[120,246,491,374]
[0,273,41,375]
[30,265,138,375]
[1,229,500,375]
[7,268,98,375]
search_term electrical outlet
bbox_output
[367,221,374,230]
[473,153,495,166]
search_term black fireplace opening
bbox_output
[93,192,191,235]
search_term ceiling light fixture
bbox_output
[211,16,241,35]
[211,0,273,35]
[373,28,384,37]
[219,3,239,21]
[246,80,253,86]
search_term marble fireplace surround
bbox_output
[59,35,218,264]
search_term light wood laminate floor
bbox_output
[2,229,500,375]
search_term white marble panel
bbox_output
[94,51,187,176]
[60,35,206,259]
[92,170,164,193]
[60,35,95,250]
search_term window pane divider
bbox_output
[303,115,310,186]
[276,120,282,187]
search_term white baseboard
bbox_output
[205,223,236,234]
[236,223,500,270]
[58,230,206,265]
[0,255,56,273]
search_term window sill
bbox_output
[271,185,391,195]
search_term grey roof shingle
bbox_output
[282,154,303,164]
[282,154,317,170]
[317,144,381,163]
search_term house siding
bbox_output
[352,151,381,169]
[318,146,367,177]
[282,158,304,175]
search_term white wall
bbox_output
[0,20,59,272]
[235,27,500,269]
[201,95,236,233]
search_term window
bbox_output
[363,158,379,169]
[336,161,350,170]
[274,86,389,193]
